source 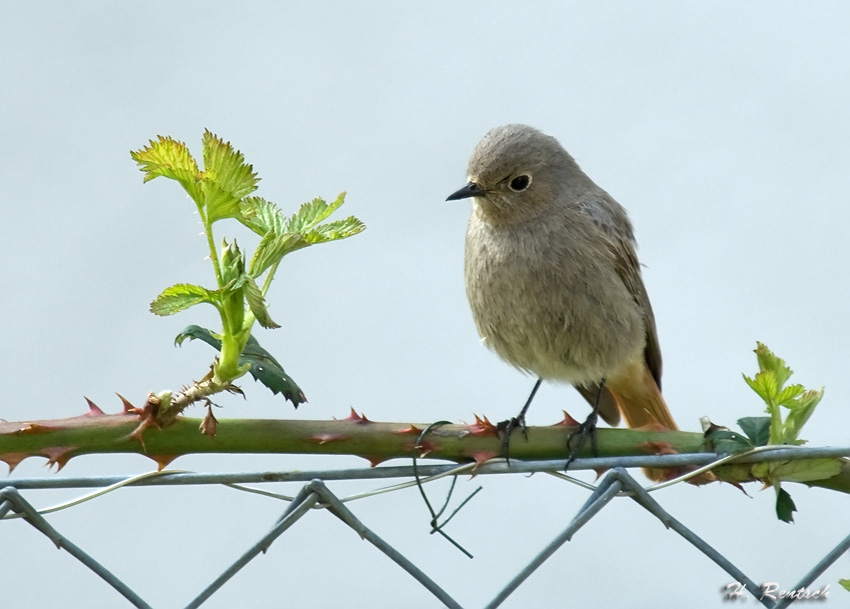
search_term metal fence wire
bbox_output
[2,447,849,609]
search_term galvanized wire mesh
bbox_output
[2,447,849,608]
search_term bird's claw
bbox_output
[497,414,528,462]
[565,409,599,470]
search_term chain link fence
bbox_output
[2,447,849,608]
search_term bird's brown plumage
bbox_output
[454,124,677,435]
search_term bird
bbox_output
[447,124,677,441]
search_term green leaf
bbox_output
[744,344,825,450]
[737,417,771,447]
[249,232,306,277]
[304,216,366,244]
[244,275,280,329]
[767,457,843,484]
[242,193,364,276]
[744,370,779,405]
[194,131,260,223]
[174,325,220,349]
[775,383,805,407]
[755,342,793,389]
[775,487,796,523]
[239,196,285,236]
[708,429,753,454]
[130,136,202,201]
[782,387,824,443]
[742,374,761,401]
[202,130,259,198]
[220,239,246,284]
[174,325,305,406]
[202,180,242,223]
[282,192,346,233]
[240,334,306,406]
[150,284,218,316]
[839,579,850,592]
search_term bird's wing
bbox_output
[575,197,663,389]
[575,383,621,426]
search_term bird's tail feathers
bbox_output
[608,359,678,431]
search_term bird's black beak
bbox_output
[446,182,484,201]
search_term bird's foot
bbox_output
[496,413,528,463]
[565,409,599,471]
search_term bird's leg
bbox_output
[565,379,604,470]
[497,377,542,461]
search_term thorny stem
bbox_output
[2,411,848,497]
[163,377,237,425]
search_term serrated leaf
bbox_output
[756,371,779,403]
[250,232,306,277]
[202,180,242,223]
[743,370,778,404]
[150,284,218,316]
[323,191,346,217]
[239,196,285,236]
[242,192,363,272]
[201,130,259,200]
[775,383,805,407]
[281,198,326,233]
[240,335,306,406]
[737,416,771,446]
[174,325,305,406]
[767,457,842,484]
[755,342,793,389]
[783,387,824,443]
[742,373,760,397]
[130,136,202,201]
[304,216,366,244]
[282,192,346,234]
[244,275,280,329]
[775,487,796,523]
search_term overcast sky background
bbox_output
[2,3,849,608]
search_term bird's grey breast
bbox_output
[464,201,645,384]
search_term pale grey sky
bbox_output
[2,2,849,608]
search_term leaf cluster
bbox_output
[130,131,364,401]
[742,342,823,447]
[710,342,835,523]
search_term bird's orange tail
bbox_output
[607,358,678,431]
[607,358,679,482]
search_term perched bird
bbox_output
[448,124,677,434]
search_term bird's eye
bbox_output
[509,174,531,192]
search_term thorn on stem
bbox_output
[199,405,218,437]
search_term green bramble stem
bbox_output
[1,414,848,498]
[215,333,250,384]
